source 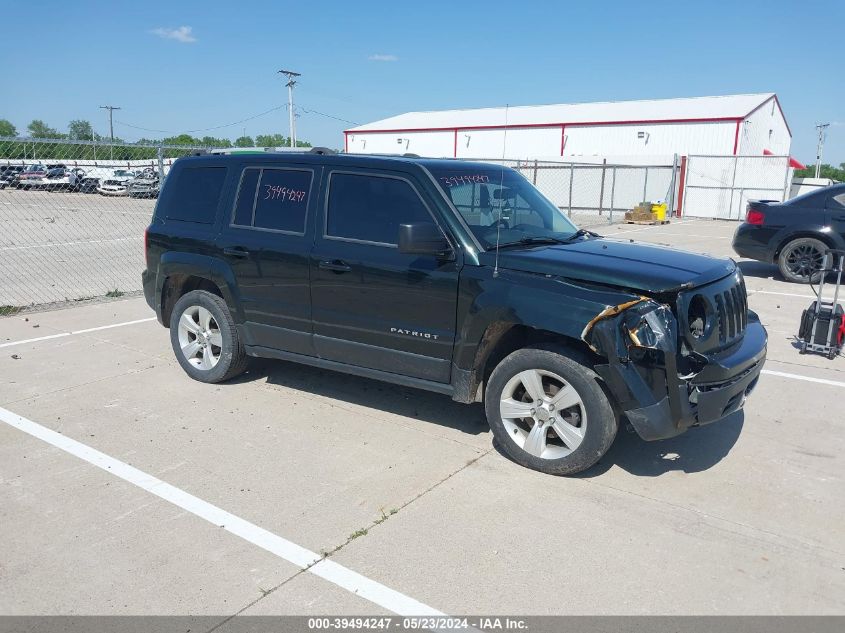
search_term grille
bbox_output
[681,271,748,352]
[713,282,748,344]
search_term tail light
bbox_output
[746,208,765,225]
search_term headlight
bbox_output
[687,294,710,340]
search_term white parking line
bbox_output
[0,317,156,349]
[0,236,140,251]
[607,219,695,235]
[752,290,838,301]
[0,405,444,617]
[762,369,845,388]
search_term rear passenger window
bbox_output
[232,167,312,234]
[326,173,432,245]
[166,167,226,224]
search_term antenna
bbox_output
[493,104,509,278]
[278,69,301,148]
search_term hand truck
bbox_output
[798,248,845,360]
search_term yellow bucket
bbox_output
[651,203,667,221]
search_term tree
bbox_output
[68,119,94,141]
[794,163,845,182]
[162,133,202,146]
[234,135,254,147]
[252,133,311,148]
[0,119,16,137]
[255,133,289,147]
[200,135,232,148]
[27,119,61,139]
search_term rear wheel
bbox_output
[778,237,827,284]
[484,345,617,475]
[169,290,248,383]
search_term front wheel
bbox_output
[169,290,248,383]
[485,345,617,475]
[778,237,827,284]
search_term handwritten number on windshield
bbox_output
[439,175,489,188]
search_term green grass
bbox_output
[105,289,124,298]
[0,305,23,316]
[348,528,368,541]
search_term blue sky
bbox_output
[1,0,843,164]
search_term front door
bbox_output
[310,169,460,383]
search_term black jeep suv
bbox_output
[143,151,767,475]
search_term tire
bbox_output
[778,237,827,284]
[169,290,248,383]
[484,344,617,475]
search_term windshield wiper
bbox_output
[493,237,569,250]
[559,228,600,242]
[494,230,600,250]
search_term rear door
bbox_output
[309,167,460,383]
[217,163,319,355]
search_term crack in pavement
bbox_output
[208,448,493,627]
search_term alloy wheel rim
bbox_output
[499,369,586,459]
[177,306,222,370]
[785,244,824,279]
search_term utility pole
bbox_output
[100,105,121,160]
[278,69,300,148]
[815,123,830,179]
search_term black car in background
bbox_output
[0,165,24,189]
[732,183,845,283]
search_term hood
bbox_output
[487,237,736,293]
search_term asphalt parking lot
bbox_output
[1,218,843,619]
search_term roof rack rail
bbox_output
[309,147,337,155]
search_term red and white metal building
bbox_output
[344,93,791,161]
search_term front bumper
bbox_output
[596,314,767,441]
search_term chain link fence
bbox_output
[469,158,678,229]
[681,155,792,220]
[1,140,682,313]
[0,137,212,313]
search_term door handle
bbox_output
[319,259,352,273]
[223,247,249,258]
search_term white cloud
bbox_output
[151,26,197,43]
[368,54,398,62]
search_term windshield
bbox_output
[114,170,134,177]
[428,164,578,249]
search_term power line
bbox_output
[113,103,357,139]
[115,105,286,136]
[298,107,359,126]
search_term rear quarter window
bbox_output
[164,166,227,224]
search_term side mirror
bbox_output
[398,222,451,257]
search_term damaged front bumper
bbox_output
[585,299,767,441]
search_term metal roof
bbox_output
[347,93,779,133]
